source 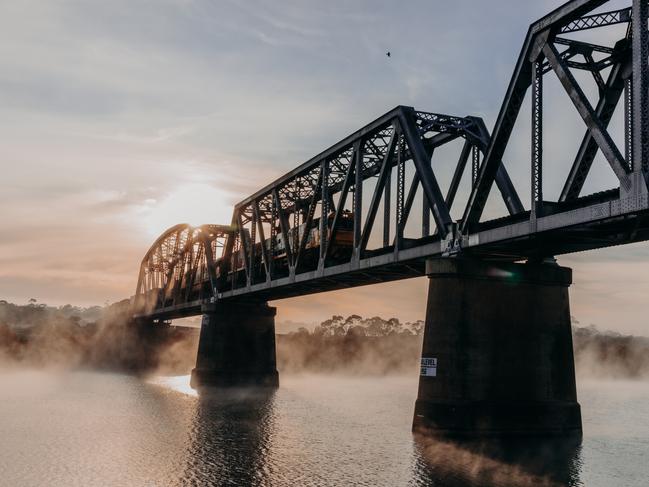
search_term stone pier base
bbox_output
[190,302,279,389]
[413,259,582,438]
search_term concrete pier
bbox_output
[413,258,581,438]
[190,302,279,389]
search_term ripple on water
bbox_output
[0,371,648,486]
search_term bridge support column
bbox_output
[413,258,581,438]
[190,302,279,389]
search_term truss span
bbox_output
[135,224,235,315]
[135,0,649,321]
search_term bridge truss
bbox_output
[135,0,649,320]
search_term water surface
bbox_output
[0,371,647,486]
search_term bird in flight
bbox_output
[386,51,391,57]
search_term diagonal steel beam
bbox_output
[236,212,251,281]
[397,173,420,240]
[201,233,219,297]
[399,108,452,237]
[295,168,323,271]
[273,189,294,268]
[360,127,397,252]
[560,46,629,201]
[460,31,534,232]
[253,201,270,278]
[324,149,355,263]
[544,42,631,191]
[445,140,472,209]
[471,118,524,215]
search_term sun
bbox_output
[140,182,234,238]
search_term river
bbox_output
[0,370,647,486]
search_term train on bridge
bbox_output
[140,211,356,311]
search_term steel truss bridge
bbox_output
[135,0,649,321]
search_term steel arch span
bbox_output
[135,224,236,317]
[134,0,649,321]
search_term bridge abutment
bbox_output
[190,302,279,389]
[413,258,581,438]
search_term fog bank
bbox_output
[1,301,648,379]
[0,300,198,375]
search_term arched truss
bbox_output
[135,224,235,312]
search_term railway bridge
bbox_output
[133,0,649,437]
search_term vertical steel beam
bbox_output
[632,0,649,185]
[353,141,363,253]
[396,136,405,248]
[625,77,634,170]
[360,128,397,251]
[383,170,391,247]
[223,213,236,277]
[269,200,276,278]
[248,211,256,284]
[236,213,251,286]
[320,159,329,260]
[471,145,480,185]
[531,59,544,214]
[253,201,270,279]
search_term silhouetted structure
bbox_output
[133,0,649,437]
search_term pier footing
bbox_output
[190,302,279,389]
[413,259,581,438]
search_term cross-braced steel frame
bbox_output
[135,0,649,321]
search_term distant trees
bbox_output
[0,300,117,331]
[309,315,424,337]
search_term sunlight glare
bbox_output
[149,375,198,397]
[141,182,233,238]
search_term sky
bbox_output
[1,0,648,335]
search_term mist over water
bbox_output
[2,304,649,485]
[1,371,648,486]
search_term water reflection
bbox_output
[3,372,644,485]
[412,435,582,487]
[178,387,277,485]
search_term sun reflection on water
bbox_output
[149,374,198,397]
